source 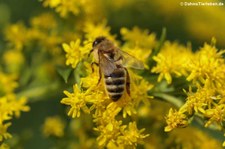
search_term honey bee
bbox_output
[90,36,144,101]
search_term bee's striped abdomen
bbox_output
[104,68,126,101]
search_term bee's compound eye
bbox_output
[93,41,98,47]
[92,36,106,47]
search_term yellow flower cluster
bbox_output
[120,27,157,68]
[61,24,153,148]
[0,72,30,147]
[141,99,223,149]
[1,0,224,148]
[42,0,104,20]
[152,41,193,84]
[155,39,225,146]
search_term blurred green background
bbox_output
[1,0,225,148]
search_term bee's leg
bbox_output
[97,68,102,86]
[91,62,102,86]
[88,49,94,57]
[91,62,99,73]
[124,68,130,96]
[115,56,123,62]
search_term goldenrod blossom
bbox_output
[4,23,28,50]
[121,27,156,49]
[62,39,89,68]
[152,41,193,84]
[61,84,90,118]
[42,116,65,137]
[83,21,116,42]
[0,73,18,95]
[165,109,188,132]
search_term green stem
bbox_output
[153,92,184,107]
[16,82,60,103]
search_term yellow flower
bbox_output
[184,86,217,114]
[0,123,12,142]
[11,96,30,118]
[94,106,123,147]
[30,13,57,30]
[0,143,10,149]
[165,108,188,132]
[43,0,61,8]
[186,42,225,86]
[0,95,30,121]
[80,63,100,89]
[204,104,225,128]
[4,23,28,50]
[43,0,80,18]
[42,0,104,20]
[42,116,65,137]
[62,39,89,68]
[0,72,18,95]
[121,46,151,69]
[166,126,223,149]
[130,73,153,106]
[3,49,24,74]
[0,93,29,145]
[120,27,157,67]
[61,84,90,118]
[55,0,80,17]
[83,21,116,42]
[152,41,193,84]
[117,122,149,147]
[80,0,105,21]
[121,27,156,49]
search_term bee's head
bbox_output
[92,36,106,47]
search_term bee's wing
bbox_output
[99,52,117,76]
[118,49,144,69]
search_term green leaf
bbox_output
[148,27,166,67]
[56,66,73,83]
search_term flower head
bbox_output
[61,84,91,118]
[62,39,89,68]
[165,108,188,132]
[83,21,116,42]
[42,116,65,137]
[151,41,193,84]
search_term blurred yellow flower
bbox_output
[0,123,12,142]
[42,116,65,137]
[30,13,57,30]
[83,21,116,42]
[0,143,10,149]
[3,49,25,74]
[0,72,18,95]
[43,0,61,8]
[121,27,156,49]
[4,23,28,50]
[43,0,79,17]
[166,126,223,149]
